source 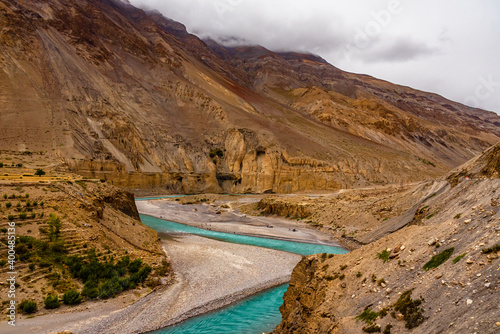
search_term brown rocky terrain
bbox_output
[268,143,500,333]
[1,0,499,194]
[0,151,167,321]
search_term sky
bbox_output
[128,0,500,114]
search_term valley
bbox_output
[0,0,499,333]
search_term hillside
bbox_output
[0,151,167,319]
[270,143,500,333]
[1,0,499,194]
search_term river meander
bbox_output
[140,213,347,334]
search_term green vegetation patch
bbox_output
[453,253,467,264]
[44,294,61,309]
[393,289,425,329]
[482,244,500,254]
[362,324,381,333]
[423,247,454,270]
[356,308,380,324]
[376,249,391,263]
[18,300,37,314]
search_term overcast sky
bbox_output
[129,0,500,114]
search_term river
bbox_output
[140,214,347,334]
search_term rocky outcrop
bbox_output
[272,144,500,333]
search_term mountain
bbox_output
[271,142,500,333]
[1,0,499,194]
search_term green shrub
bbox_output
[482,244,500,254]
[35,169,46,176]
[0,228,7,233]
[7,215,14,221]
[29,263,35,271]
[98,277,123,299]
[362,324,381,333]
[6,201,12,208]
[62,289,83,305]
[376,249,391,263]
[423,247,454,271]
[19,212,27,220]
[0,260,7,266]
[453,253,467,264]
[383,324,393,334]
[48,213,62,241]
[356,308,380,324]
[356,271,362,278]
[44,294,61,309]
[18,300,37,314]
[128,259,143,273]
[82,280,99,299]
[393,289,425,329]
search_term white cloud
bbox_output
[129,0,500,114]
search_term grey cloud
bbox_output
[359,37,440,63]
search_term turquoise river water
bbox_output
[139,214,347,334]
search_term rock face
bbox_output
[272,143,500,334]
[1,0,500,194]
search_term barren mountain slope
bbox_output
[1,0,499,194]
[272,143,500,334]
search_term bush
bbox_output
[7,215,14,221]
[99,277,123,299]
[362,324,381,333]
[82,280,99,299]
[453,253,467,264]
[423,247,454,271]
[356,308,380,324]
[18,300,37,314]
[482,244,500,254]
[19,212,27,220]
[128,259,143,273]
[62,289,83,305]
[131,265,152,284]
[29,263,35,271]
[44,294,61,309]
[6,201,12,208]
[48,213,62,241]
[393,289,425,329]
[376,249,391,263]
[35,169,46,176]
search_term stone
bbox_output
[386,288,393,294]
[428,238,437,246]
[466,259,474,264]
[393,244,402,253]
[485,283,491,288]
[464,219,472,224]
[466,298,473,305]
[436,274,443,279]
[396,313,405,320]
